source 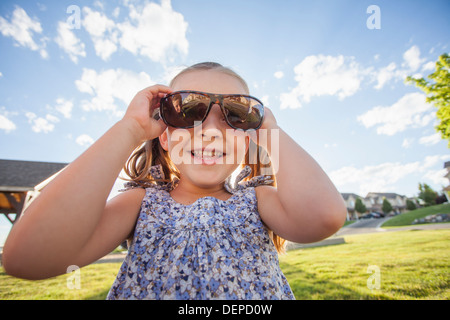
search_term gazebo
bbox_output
[0,159,68,224]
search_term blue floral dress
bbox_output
[107,165,295,300]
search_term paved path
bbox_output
[335,218,450,236]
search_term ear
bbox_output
[159,129,169,151]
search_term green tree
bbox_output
[406,199,417,211]
[355,198,367,214]
[418,183,438,206]
[382,198,393,214]
[406,53,450,147]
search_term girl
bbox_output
[2,62,347,299]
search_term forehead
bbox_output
[171,70,248,95]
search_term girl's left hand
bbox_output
[248,106,278,147]
[260,106,278,130]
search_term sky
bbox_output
[0,0,449,243]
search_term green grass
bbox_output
[343,220,356,227]
[0,263,121,300]
[1,229,449,300]
[382,203,450,227]
[279,229,450,300]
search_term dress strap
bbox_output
[224,165,274,193]
[120,164,179,192]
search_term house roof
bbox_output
[0,159,68,192]
[340,193,362,200]
[365,192,405,199]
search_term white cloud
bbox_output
[0,6,47,58]
[82,7,118,61]
[357,92,434,135]
[53,98,73,119]
[260,95,269,107]
[76,134,94,147]
[159,64,186,84]
[0,114,16,132]
[402,138,414,149]
[330,161,421,196]
[55,21,86,63]
[280,54,367,109]
[26,112,59,133]
[422,169,448,187]
[421,61,435,72]
[374,62,397,90]
[118,0,188,63]
[79,0,188,63]
[330,154,450,196]
[75,68,154,116]
[419,132,441,146]
[372,45,432,90]
[402,45,425,72]
[422,155,449,169]
[274,71,284,79]
[280,90,302,109]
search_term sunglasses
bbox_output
[156,90,265,131]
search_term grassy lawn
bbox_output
[1,229,449,300]
[0,263,121,300]
[280,229,449,300]
[381,203,450,227]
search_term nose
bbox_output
[197,104,224,139]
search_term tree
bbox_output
[406,199,417,211]
[418,183,438,206]
[355,198,367,214]
[406,53,450,147]
[382,198,393,214]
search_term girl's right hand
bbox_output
[122,84,173,142]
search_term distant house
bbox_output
[0,159,68,224]
[365,192,408,214]
[341,193,363,220]
[444,161,450,202]
[341,192,410,220]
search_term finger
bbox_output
[140,84,173,97]
[151,118,167,138]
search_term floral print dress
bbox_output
[107,165,295,300]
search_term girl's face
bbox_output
[159,70,250,190]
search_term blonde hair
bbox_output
[124,62,286,253]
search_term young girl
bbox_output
[2,62,347,300]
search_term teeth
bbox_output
[192,150,223,158]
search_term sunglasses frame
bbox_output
[158,90,265,131]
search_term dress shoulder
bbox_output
[120,164,179,192]
[224,165,274,194]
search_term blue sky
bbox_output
[0,0,449,243]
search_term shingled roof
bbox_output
[0,159,68,192]
[0,159,69,224]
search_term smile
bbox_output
[190,149,225,165]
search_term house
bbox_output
[341,192,410,220]
[341,193,363,220]
[365,192,408,214]
[0,159,68,224]
[444,161,450,202]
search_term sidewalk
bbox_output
[336,220,450,236]
[94,252,127,264]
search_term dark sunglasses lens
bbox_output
[162,93,209,128]
[223,97,264,130]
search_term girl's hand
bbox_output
[122,84,173,142]
[249,106,279,147]
[260,106,278,131]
